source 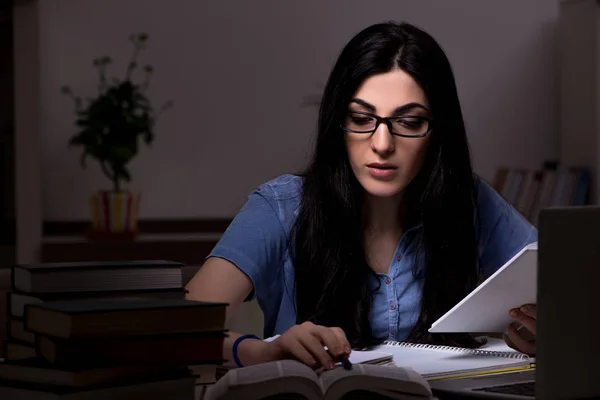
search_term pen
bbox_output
[339,354,352,370]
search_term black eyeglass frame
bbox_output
[340,110,434,138]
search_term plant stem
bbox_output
[142,71,151,91]
[98,65,106,95]
[100,161,119,193]
[125,42,141,81]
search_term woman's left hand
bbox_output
[504,303,536,355]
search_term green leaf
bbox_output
[110,146,134,163]
[68,135,83,146]
[64,33,168,187]
[143,131,153,144]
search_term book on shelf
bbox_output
[492,162,591,226]
[203,359,434,400]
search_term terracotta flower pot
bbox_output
[86,190,140,240]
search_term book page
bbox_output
[230,360,318,387]
[319,364,410,393]
[319,364,431,398]
[319,365,365,393]
[204,360,321,400]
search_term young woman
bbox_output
[186,21,538,370]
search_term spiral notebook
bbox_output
[365,337,534,381]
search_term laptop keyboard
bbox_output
[473,381,535,396]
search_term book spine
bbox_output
[381,340,529,360]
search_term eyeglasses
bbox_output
[341,111,433,138]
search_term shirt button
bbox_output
[395,253,402,261]
[390,302,397,310]
[385,277,391,284]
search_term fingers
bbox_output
[504,323,536,356]
[502,331,518,352]
[315,326,345,356]
[330,327,352,354]
[305,324,351,368]
[277,322,351,370]
[518,304,536,319]
[298,330,336,369]
[505,304,537,355]
[275,324,321,367]
[280,335,318,367]
[509,304,536,334]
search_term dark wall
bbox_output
[0,0,14,245]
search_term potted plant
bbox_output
[61,33,172,240]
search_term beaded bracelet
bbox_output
[232,333,261,368]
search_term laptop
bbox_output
[430,206,600,399]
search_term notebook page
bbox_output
[477,337,519,353]
[263,335,394,365]
[347,349,393,364]
[368,341,530,379]
[477,336,536,364]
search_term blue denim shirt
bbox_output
[207,174,538,341]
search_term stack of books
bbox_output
[1,260,228,398]
[4,260,186,361]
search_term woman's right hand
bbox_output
[265,321,351,370]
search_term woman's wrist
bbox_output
[234,335,274,366]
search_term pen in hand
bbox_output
[323,347,353,370]
[339,354,352,370]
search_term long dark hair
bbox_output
[292,21,481,349]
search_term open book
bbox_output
[202,359,434,400]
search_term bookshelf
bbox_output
[492,163,590,227]
[492,0,600,225]
[558,0,600,204]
